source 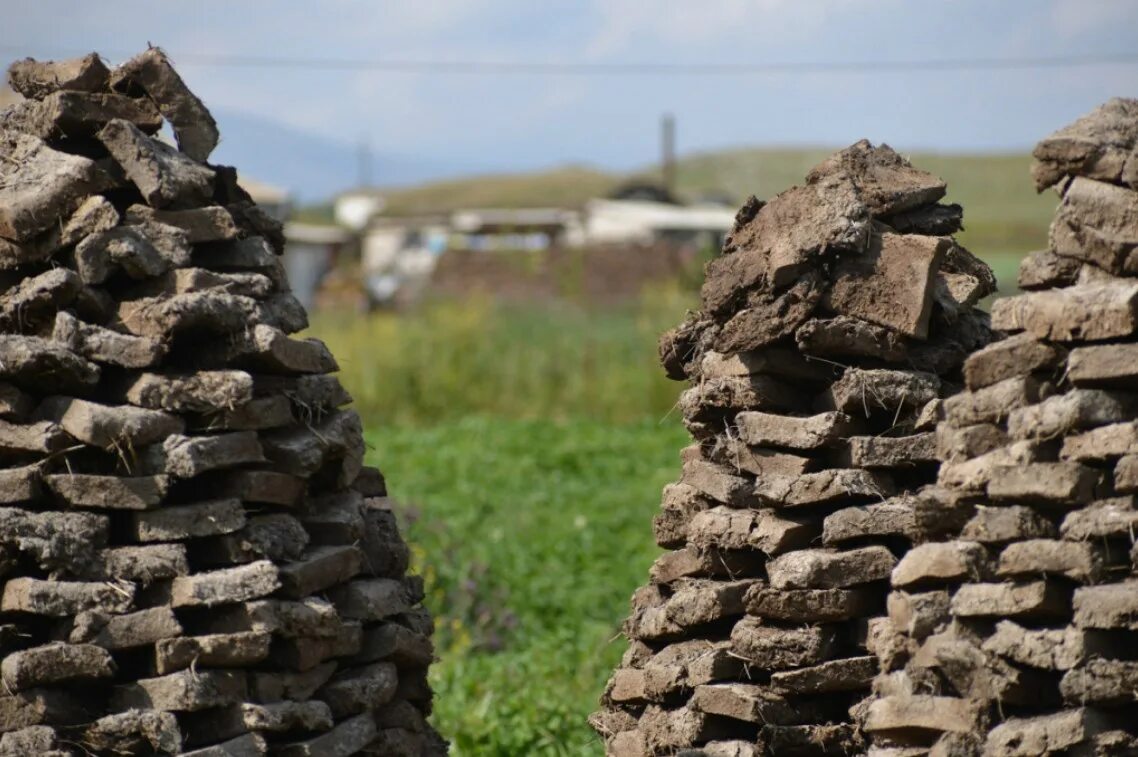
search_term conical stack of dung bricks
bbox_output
[859,98,1138,756]
[589,141,997,757]
[0,50,444,756]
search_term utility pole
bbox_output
[661,113,676,195]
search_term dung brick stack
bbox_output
[859,98,1138,755]
[589,141,996,756]
[0,50,443,756]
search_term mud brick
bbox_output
[224,513,310,563]
[169,560,280,608]
[253,373,353,409]
[951,580,1069,619]
[260,411,363,484]
[770,655,877,695]
[1,576,133,616]
[0,268,82,331]
[123,370,253,413]
[746,584,875,622]
[759,723,863,756]
[0,418,69,453]
[887,590,949,640]
[1072,582,1138,629]
[730,617,838,668]
[56,195,119,247]
[641,704,748,752]
[933,633,1055,705]
[278,546,363,599]
[1032,97,1138,189]
[108,48,218,160]
[128,267,274,300]
[680,459,753,506]
[221,469,305,507]
[758,468,893,508]
[679,374,807,421]
[192,395,294,433]
[997,539,1104,582]
[1061,497,1138,539]
[822,500,915,551]
[795,314,908,362]
[83,709,183,756]
[736,410,859,451]
[352,623,433,668]
[987,462,1101,504]
[688,506,813,554]
[146,431,266,478]
[0,463,40,503]
[863,695,978,737]
[1051,177,1138,273]
[1116,453,1138,492]
[914,398,943,431]
[271,623,361,671]
[112,669,246,712]
[891,541,991,588]
[275,711,376,757]
[810,138,948,212]
[180,733,267,757]
[1018,249,1082,290]
[0,382,32,420]
[991,281,1138,341]
[700,347,835,382]
[72,222,189,284]
[689,683,804,725]
[256,291,310,332]
[117,291,259,339]
[52,311,165,369]
[360,502,411,578]
[71,606,182,649]
[205,598,343,638]
[156,632,272,674]
[131,498,245,542]
[962,333,1065,390]
[98,118,215,207]
[937,440,1043,491]
[0,725,59,754]
[847,433,937,468]
[8,52,109,97]
[1008,389,1136,440]
[822,231,945,338]
[767,546,895,590]
[224,324,339,375]
[664,579,756,629]
[960,505,1055,544]
[329,578,415,621]
[126,203,240,242]
[717,439,816,480]
[250,661,337,704]
[314,661,398,718]
[641,640,744,698]
[45,472,167,509]
[1061,422,1138,460]
[100,544,189,583]
[0,507,110,575]
[944,375,1046,427]
[0,130,97,241]
[983,620,1115,671]
[822,367,941,417]
[194,235,283,276]
[1,643,114,690]
[986,708,1112,757]
[1060,659,1138,705]
[649,545,763,583]
[0,336,99,393]
[241,700,333,733]
[39,396,181,449]
[302,490,365,544]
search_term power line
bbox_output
[1,47,1137,75]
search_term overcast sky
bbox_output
[4,0,1137,194]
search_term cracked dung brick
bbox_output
[943,375,1047,427]
[111,669,247,712]
[203,598,343,639]
[7,52,109,98]
[1050,176,1138,273]
[156,631,272,674]
[240,700,333,733]
[640,704,748,752]
[951,580,1070,619]
[823,231,947,338]
[996,539,1104,582]
[795,315,908,362]
[72,221,189,284]
[0,267,82,331]
[1017,248,1082,290]
[982,621,1115,671]
[847,433,937,468]
[713,274,824,353]
[221,324,339,375]
[168,560,281,607]
[277,545,363,599]
[769,655,877,695]
[130,498,245,542]
[178,732,267,757]
[41,396,182,448]
[1032,97,1138,189]
[1007,389,1136,440]
[757,468,894,508]
[82,709,183,756]
[1,576,133,616]
[744,585,876,622]
[734,409,857,450]
[112,47,219,161]
[0,507,108,575]
[887,590,950,639]
[0,418,70,453]
[822,496,918,545]
[316,661,398,718]
[1072,581,1138,629]
[863,695,978,737]
[891,541,991,588]
[730,617,838,668]
[699,346,835,382]
[649,545,763,583]
[717,438,815,479]
[987,462,1101,504]
[766,546,896,589]
[44,472,167,509]
[352,623,433,668]
[145,431,266,478]
[679,374,807,421]
[201,512,309,564]
[689,683,805,725]
[990,280,1138,342]
[807,139,947,216]
[71,606,182,649]
[97,118,215,207]
[985,708,1112,757]
[117,290,259,339]
[1059,659,1138,705]
[1,643,114,690]
[936,440,1043,491]
[122,370,253,413]
[0,335,99,393]
[0,130,97,241]
[1060,496,1138,539]
[275,711,376,757]
[1062,421,1138,460]
[822,368,941,417]
[960,505,1055,543]
[99,544,189,583]
[52,311,166,368]
[962,332,1065,390]
[688,506,815,554]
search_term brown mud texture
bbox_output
[0,49,445,756]
[590,138,1000,756]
